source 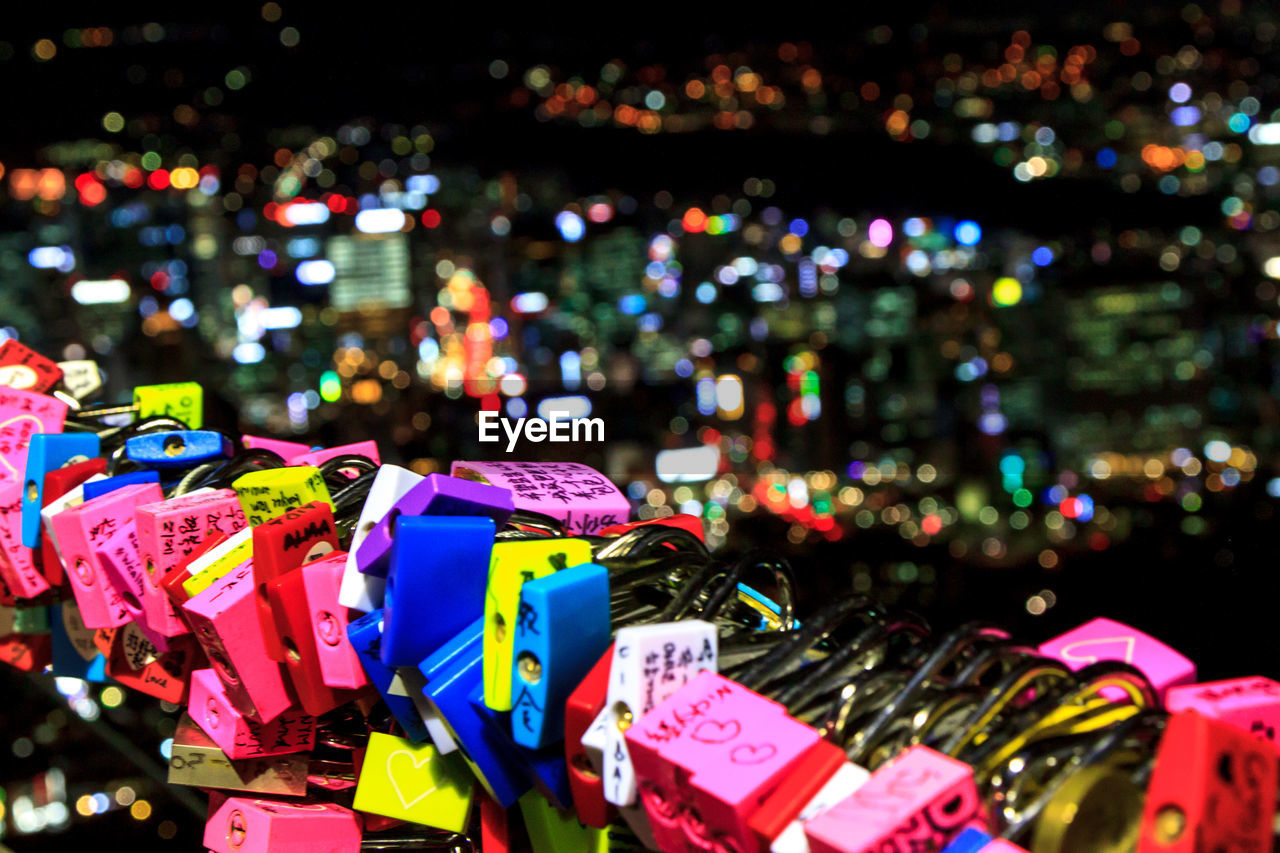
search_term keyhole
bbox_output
[163,435,187,457]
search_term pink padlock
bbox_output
[1038,616,1195,701]
[92,516,149,619]
[51,481,163,628]
[183,560,294,723]
[241,435,312,459]
[203,795,361,853]
[981,842,1029,852]
[804,745,987,853]
[288,441,380,471]
[451,460,629,535]
[298,552,367,690]
[189,668,315,760]
[136,489,246,637]
[0,387,67,486]
[0,481,48,598]
[1165,676,1280,750]
[627,671,823,853]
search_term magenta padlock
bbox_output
[90,516,167,644]
[204,795,361,853]
[136,489,246,637]
[0,481,49,598]
[288,440,380,470]
[452,460,630,535]
[51,481,163,629]
[182,561,294,723]
[1038,617,1195,701]
[297,552,367,690]
[1166,677,1280,750]
[189,669,316,760]
[240,435,312,459]
[0,387,67,486]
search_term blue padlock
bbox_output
[941,828,994,853]
[82,470,162,502]
[21,433,100,547]
[419,618,531,808]
[347,609,430,743]
[470,691,574,810]
[123,430,233,470]
[48,604,107,681]
[510,563,610,750]
[381,515,494,668]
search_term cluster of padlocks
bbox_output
[0,338,1275,852]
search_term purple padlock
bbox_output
[354,473,513,577]
[451,461,631,536]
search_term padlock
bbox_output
[0,631,52,671]
[381,515,494,668]
[354,472,514,578]
[183,560,295,723]
[240,435,312,458]
[469,691,574,810]
[804,745,987,853]
[597,514,705,542]
[188,668,316,760]
[168,713,309,797]
[20,432,100,546]
[174,527,254,600]
[265,551,368,715]
[511,562,611,749]
[349,731,474,830]
[1137,710,1278,853]
[1165,677,1280,750]
[0,339,63,393]
[48,601,107,680]
[57,359,102,400]
[136,488,246,637]
[480,790,512,853]
[91,515,152,631]
[0,386,68,486]
[133,381,203,428]
[202,796,361,853]
[452,461,630,536]
[51,481,163,628]
[626,670,824,853]
[347,609,431,743]
[339,464,424,612]
[251,501,339,661]
[102,625,201,703]
[1039,617,1195,701]
[418,618,532,808]
[124,429,234,469]
[82,470,162,502]
[942,829,994,853]
[518,790,606,853]
[483,537,593,711]
[231,465,332,527]
[0,481,49,598]
[750,740,869,853]
[566,645,617,829]
[288,440,381,469]
[38,458,107,586]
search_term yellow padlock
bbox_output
[231,466,333,527]
[133,381,203,428]
[351,732,474,831]
[181,530,254,598]
[518,790,607,853]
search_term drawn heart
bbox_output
[386,750,439,810]
[691,719,741,744]
[0,414,43,479]
[1057,636,1137,667]
[729,743,777,765]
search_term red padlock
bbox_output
[564,643,616,829]
[251,501,338,662]
[597,513,705,543]
[102,625,202,704]
[39,458,107,587]
[0,631,52,671]
[0,339,63,393]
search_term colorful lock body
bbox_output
[0,481,49,598]
[511,562,611,749]
[452,461,630,536]
[751,740,869,853]
[92,516,150,628]
[350,731,474,830]
[81,470,162,502]
[381,515,494,667]
[338,465,423,612]
[418,618,532,808]
[597,514,706,543]
[251,501,339,661]
[468,690,574,810]
[0,629,52,671]
[133,381,203,428]
[586,620,719,809]
[124,429,234,469]
[52,481,163,628]
[169,713,309,797]
[231,466,332,527]
[482,537,592,711]
[48,601,107,680]
[565,645,617,829]
[941,828,993,853]
[1038,617,1195,700]
[0,386,67,487]
[288,440,380,469]
[203,796,361,853]
[519,791,606,853]
[57,359,102,399]
[0,339,63,392]
[355,472,514,578]
[626,670,824,853]
[266,551,367,715]
[39,459,107,586]
[101,624,200,703]
[1137,710,1278,853]
[188,668,316,760]
[136,488,246,637]
[177,527,254,599]
[347,609,430,743]
[1165,677,1280,749]
[804,745,986,853]
[183,561,294,723]
[21,432,100,547]
[240,436,312,459]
